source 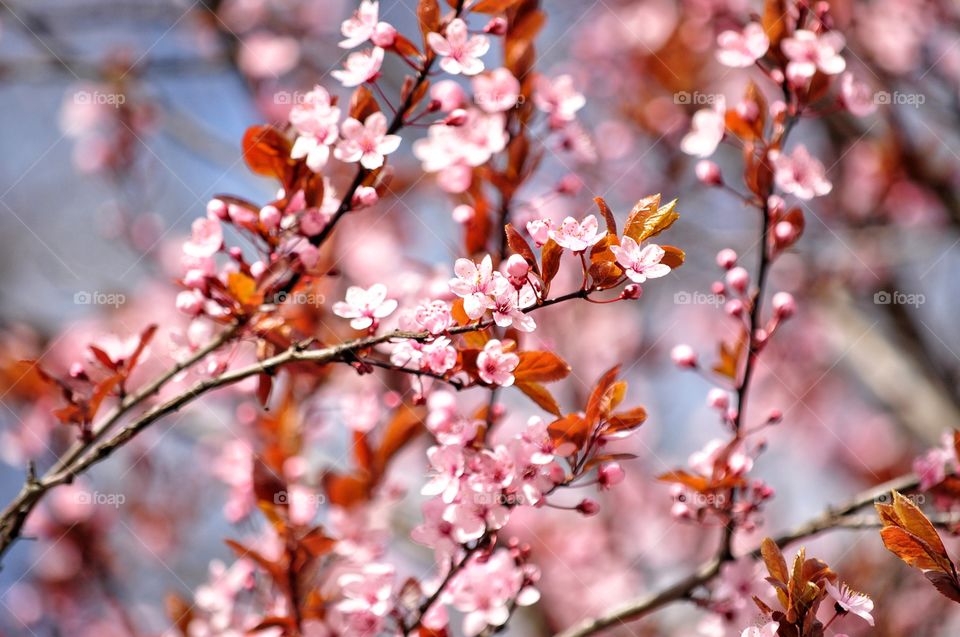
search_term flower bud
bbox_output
[430,80,466,112]
[772,291,796,319]
[260,205,281,230]
[352,186,379,209]
[483,16,508,35]
[716,248,737,269]
[444,108,469,126]
[671,344,698,368]
[577,498,601,516]
[176,290,204,316]
[506,254,529,279]
[207,198,229,220]
[621,284,643,300]
[371,22,397,47]
[696,160,723,186]
[556,173,583,196]
[774,221,797,245]
[707,388,729,410]
[711,281,725,295]
[725,266,749,294]
[767,409,783,424]
[598,463,625,489]
[725,299,744,317]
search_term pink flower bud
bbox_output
[774,220,796,245]
[250,260,266,278]
[726,266,749,294]
[506,254,529,279]
[725,299,744,317]
[371,22,397,47]
[577,498,601,516]
[767,409,783,424]
[556,173,583,195]
[69,362,86,379]
[716,249,737,269]
[183,269,207,289]
[228,246,243,260]
[767,195,785,218]
[260,205,281,230]
[352,186,379,209]
[671,344,698,368]
[452,204,475,224]
[622,284,643,300]
[483,16,508,35]
[430,80,466,112]
[707,388,729,410]
[598,463,625,489]
[207,198,229,220]
[772,291,796,319]
[695,160,723,186]
[176,290,204,316]
[444,109,469,126]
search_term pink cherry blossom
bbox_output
[473,68,521,113]
[825,580,874,626]
[426,391,481,446]
[841,72,877,117]
[548,214,604,252]
[415,300,453,334]
[448,254,500,319]
[289,85,341,172]
[716,23,769,68]
[421,337,457,375]
[413,109,508,193]
[526,218,552,247]
[442,494,510,543]
[422,445,465,503]
[913,434,955,489]
[609,237,672,283]
[448,551,536,636]
[490,283,536,332]
[339,1,395,49]
[332,47,384,87]
[430,79,467,112]
[332,283,398,329]
[781,29,847,83]
[741,622,779,637]
[411,498,458,559]
[337,563,395,616]
[334,112,402,170]
[476,339,519,387]
[183,216,223,258]
[770,145,832,200]
[533,74,586,125]
[427,19,490,76]
[681,102,726,158]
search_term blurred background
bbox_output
[2,0,960,635]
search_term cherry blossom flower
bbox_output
[781,29,846,83]
[332,283,398,329]
[426,391,481,446]
[533,74,586,125]
[431,80,467,112]
[332,47,384,87]
[448,254,500,319]
[476,339,519,387]
[413,109,508,193]
[289,85,341,171]
[610,237,671,283]
[770,145,832,200]
[548,214,604,252]
[422,445,465,503]
[473,68,521,113]
[914,433,956,490]
[183,216,223,258]
[411,498,458,559]
[421,337,457,375]
[337,563,395,617]
[825,580,875,626]
[443,493,510,543]
[526,218,552,247]
[414,300,453,335]
[427,18,490,76]
[741,622,779,637]
[334,112,402,170]
[448,551,537,636]
[841,72,877,117]
[716,23,769,68]
[339,1,395,49]
[490,283,536,332]
[681,101,726,158]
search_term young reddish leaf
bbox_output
[604,407,647,433]
[925,571,960,604]
[228,272,259,306]
[540,238,563,291]
[656,469,710,492]
[594,196,617,234]
[126,324,157,373]
[516,381,562,417]
[761,537,789,584]
[224,539,287,586]
[353,430,375,475]
[585,365,621,427]
[505,223,540,275]
[88,374,123,419]
[323,472,372,508]
[300,528,337,558]
[762,0,787,47]
[374,403,425,474]
[242,125,294,183]
[349,85,380,121]
[547,413,589,452]
[713,337,745,380]
[256,373,273,408]
[660,245,685,269]
[393,34,422,61]
[417,0,441,46]
[879,527,945,572]
[624,196,679,243]
[514,351,571,383]
[473,0,523,12]
[891,491,951,560]
[88,345,117,371]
